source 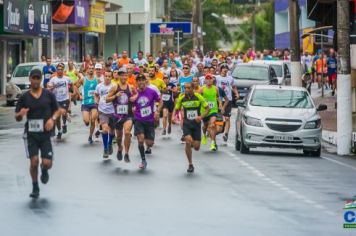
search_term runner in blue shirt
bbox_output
[42,58,56,88]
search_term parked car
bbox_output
[231,63,278,104]
[248,60,291,85]
[6,82,22,106]
[235,85,327,157]
[9,62,46,92]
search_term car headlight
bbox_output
[304,119,321,129]
[244,115,263,127]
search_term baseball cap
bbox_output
[118,67,127,74]
[29,69,42,78]
[95,63,103,70]
[205,73,214,80]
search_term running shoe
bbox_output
[145,148,152,155]
[187,164,194,173]
[223,133,228,142]
[124,153,130,163]
[29,188,40,199]
[210,142,217,151]
[108,144,113,155]
[103,149,109,159]
[202,135,207,145]
[62,125,67,134]
[88,136,93,144]
[40,167,49,184]
[139,160,147,169]
[162,129,167,135]
[57,132,62,140]
[168,125,172,134]
[95,130,100,138]
[117,151,123,161]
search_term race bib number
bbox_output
[162,94,171,101]
[330,63,336,69]
[208,102,215,109]
[57,87,67,96]
[28,119,44,132]
[88,90,95,97]
[117,105,128,114]
[186,110,198,120]
[140,106,152,117]
[45,74,51,79]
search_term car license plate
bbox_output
[274,135,293,141]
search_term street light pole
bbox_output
[289,0,302,87]
[337,0,352,155]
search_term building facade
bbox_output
[274,0,316,51]
[104,0,165,58]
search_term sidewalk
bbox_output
[310,84,356,149]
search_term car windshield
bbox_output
[232,66,268,80]
[250,89,314,108]
[13,65,37,77]
[270,65,282,77]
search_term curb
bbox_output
[322,130,337,146]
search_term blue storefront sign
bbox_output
[150,22,192,35]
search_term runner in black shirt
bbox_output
[15,69,60,199]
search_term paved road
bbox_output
[0,105,355,236]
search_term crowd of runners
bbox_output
[15,47,340,198]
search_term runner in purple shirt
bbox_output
[131,74,162,169]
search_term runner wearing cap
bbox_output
[161,75,177,135]
[47,63,72,140]
[95,63,104,83]
[106,67,136,162]
[199,74,226,151]
[74,64,99,144]
[15,68,60,198]
[215,63,239,143]
[130,74,162,169]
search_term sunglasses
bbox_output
[183,67,189,69]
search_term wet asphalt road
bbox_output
[0,104,356,236]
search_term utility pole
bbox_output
[289,0,302,87]
[337,0,352,155]
[251,0,256,51]
[192,0,201,51]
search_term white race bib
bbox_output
[117,105,128,114]
[162,94,171,101]
[88,90,95,97]
[140,106,152,117]
[57,87,67,96]
[186,110,198,120]
[28,119,44,132]
[208,102,215,109]
[45,74,51,79]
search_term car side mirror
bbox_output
[317,104,327,111]
[270,77,279,85]
[6,74,11,82]
[236,100,246,108]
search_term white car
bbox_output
[248,60,291,85]
[8,62,46,92]
[235,85,327,157]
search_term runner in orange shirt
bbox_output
[154,64,164,80]
[127,64,137,88]
[118,50,131,68]
[315,52,328,89]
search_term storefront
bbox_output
[0,0,51,95]
[52,0,105,62]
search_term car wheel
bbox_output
[235,133,241,151]
[311,147,321,157]
[240,129,249,154]
[6,101,15,106]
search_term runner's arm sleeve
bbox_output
[175,95,183,110]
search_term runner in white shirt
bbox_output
[95,63,105,83]
[160,59,171,77]
[215,63,239,143]
[95,70,115,158]
[47,63,72,140]
[133,51,148,67]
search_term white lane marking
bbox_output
[226,151,337,216]
[321,156,356,172]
